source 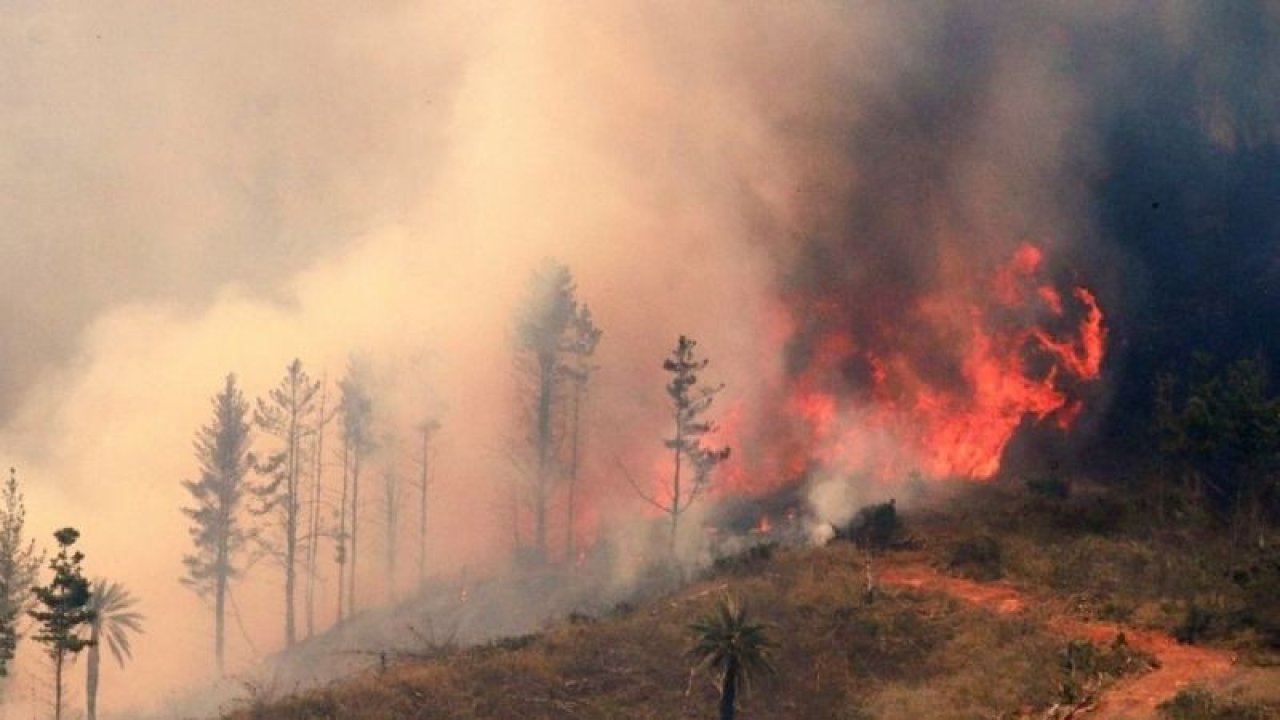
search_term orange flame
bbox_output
[777,242,1106,482]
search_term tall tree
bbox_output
[29,528,94,720]
[304,374,335,638]
[688,594,775,720]
[627,336,731,556]
[563,304,602,564]
[84,578,143,720]
[416,419,440,587]
[0,468,42,682]
[181,374,255,675]
[338,362,374,616]
[514,260,579,563]
[382,461,400,603]
[253,359,321,648]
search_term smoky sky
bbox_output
[775,2,1280,453]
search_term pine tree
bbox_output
[29,528,94,720]
[627,336,731,556]
[514,259,579,563]
[416,419,440,587]
[0,468,42,681]
[304,374,335,638]
[181,374,255,676]
[253,359,321,648]
[563,304,601,564]
[337,361,374,617]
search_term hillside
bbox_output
[217,481,1280,720]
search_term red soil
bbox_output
[879,562,1236,719]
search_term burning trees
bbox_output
[252,359,322,649]
[181,374,256,676]
[630,335,731,557]
[513,260,599,564]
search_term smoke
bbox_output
[0,1,1277,715]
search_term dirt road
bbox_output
[879,562,1235,719]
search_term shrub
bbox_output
[845,500,903,550]
[948,535,1003,581]
[1159,688,1276,720]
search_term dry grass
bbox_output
[225,542,1144,720]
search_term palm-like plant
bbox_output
[688,594,775,720]
[85,579,144,720]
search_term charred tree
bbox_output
[416,419,440,587]
[628,336,730,557]
[513,260,579,564]
[252,359,321,649]
[339,362,374,615]
[384,466,400,602]
[181,374,256,676]
[563,304,601,564]
[304,374,335,638]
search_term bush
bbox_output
[948,535,1003,581]
[1027,474,1070,500]
[845,500,903,550]
[1159,688,1276,720]
[710,541,777,575]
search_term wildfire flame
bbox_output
[777,242,1106,482]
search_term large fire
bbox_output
[773,242,1106,483]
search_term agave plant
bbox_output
[688,594,775,720]
[85,578,144,720]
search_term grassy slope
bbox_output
[225,541,1141,720]
[224,479,1280,719]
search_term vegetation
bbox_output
[0,468,41,681]
[30,528,94,720]
[337,359,375,619]
[513,260,588,564]
[181,374,257,675]
[253,358,322,648]
[85,578,144,720]
[222,541,1152,720]
[628,335,731,556]
[1159,687,1280,720]
[688,594,775,720]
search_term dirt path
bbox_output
[879,562,1236,719]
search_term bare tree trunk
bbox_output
[669,432,683,558]
[350,452,361,614]
[566,382,583,564]
[384,469,399,603]
[534,357,554,562]
[86,625,100,720]
[719,658,738,720]
[336,442,349,623]
[305,380,329,638]
[215,559,226,676]
[54,648,64,720]
[418,424,433,586]
[284,387,299,648]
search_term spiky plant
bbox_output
[688,594,775,720]
[85,578,144,720]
